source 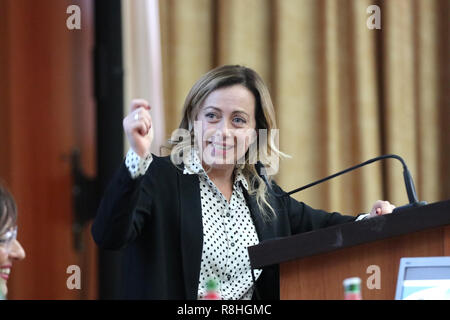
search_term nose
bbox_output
[215,120,232,140]
[8,239,25,261]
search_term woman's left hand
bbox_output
[369,200,396,218]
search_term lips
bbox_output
[0,267,11,280]
[207,142,234,156]
[207,140,234,148]
[212,143,233,150]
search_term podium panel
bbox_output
[280,226,449,299]
[248,200,450,300]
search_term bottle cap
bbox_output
[343,277,361,287]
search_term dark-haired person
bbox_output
[92,65,395,300]
[0,183,26,299]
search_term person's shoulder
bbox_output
[267,179,284,197]
[264,179,298,206]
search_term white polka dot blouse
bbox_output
[125,148,262,300]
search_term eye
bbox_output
[233,117,247,125]
[0,233,11,244]
[0,227,17,244]
[205,112,218,120]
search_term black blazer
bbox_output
[92,154,356,299]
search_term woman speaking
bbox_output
[92,65,395,300]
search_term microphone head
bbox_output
[255,161,289,198]
[255,161,265,176]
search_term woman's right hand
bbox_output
[123,99,154,158]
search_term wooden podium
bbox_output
[248,200,450,300]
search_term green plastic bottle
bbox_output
[204,278,221,300]
[343,277,362,300]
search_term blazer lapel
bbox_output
[178,172,203,299]
[241,184,276,243]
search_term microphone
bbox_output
[256,154,427,213]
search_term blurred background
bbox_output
[0,0,448,299]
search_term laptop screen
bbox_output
[395,257,450,300]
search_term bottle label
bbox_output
[344,292,362,300]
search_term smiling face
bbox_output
[195,84,257,171]
[0,225,25,297]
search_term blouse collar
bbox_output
[182,148,249,191]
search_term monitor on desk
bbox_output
[395,257,450,300]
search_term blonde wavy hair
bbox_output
[162,65,290,220]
